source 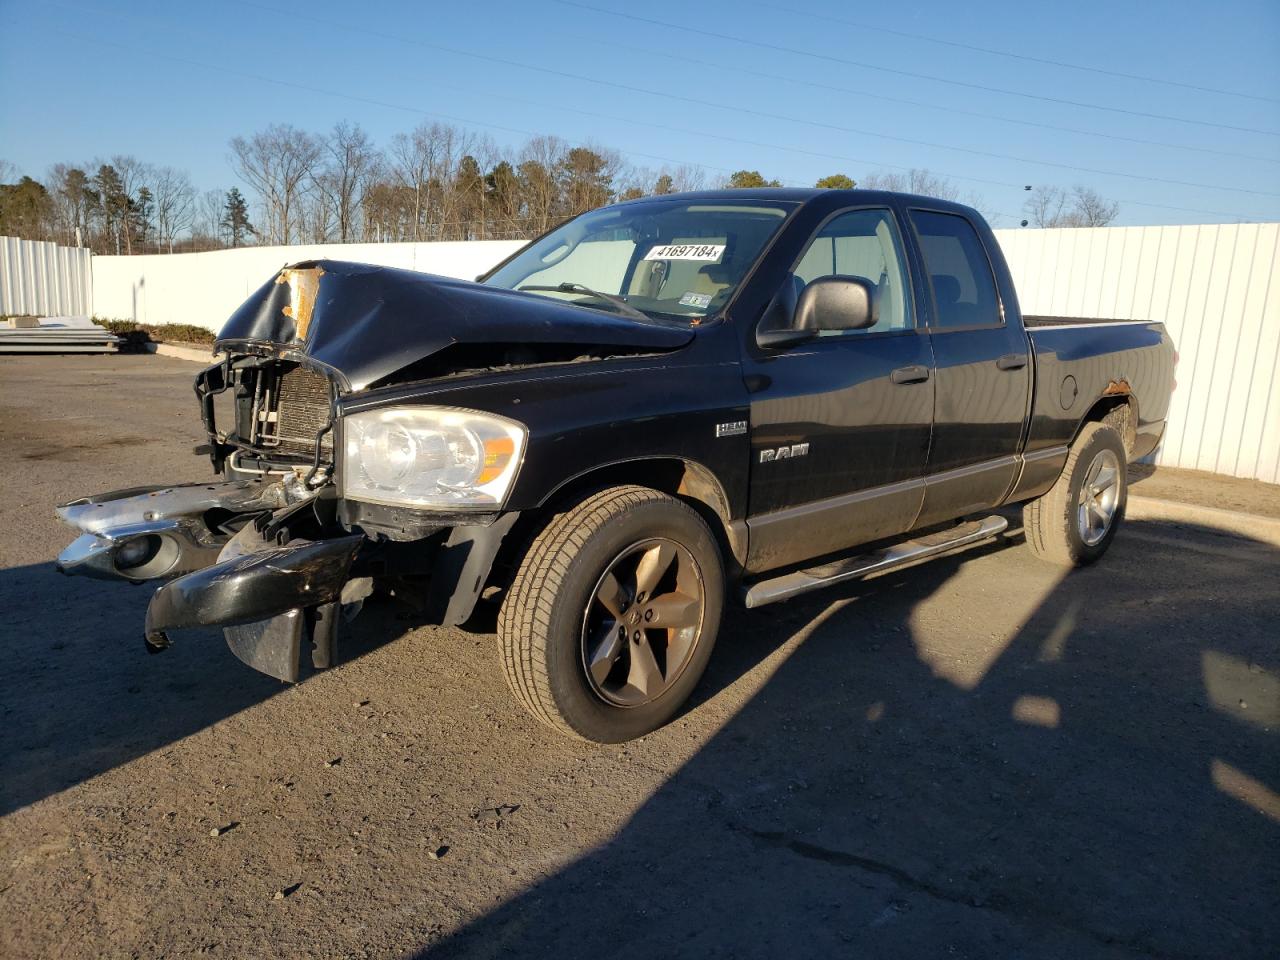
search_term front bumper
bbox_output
[55,480,286,581]
[145,533,363,682]
[56,477,516,682]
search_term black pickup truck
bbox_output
[56,189,1175,742]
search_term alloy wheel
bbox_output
[1077,448,1122,546]
[580,538,706,707]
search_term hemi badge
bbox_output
[716,421,747,438]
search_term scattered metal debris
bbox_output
[0,316,119,353]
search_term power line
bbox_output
[208,0,1279,198]
[752,1,1280,106]
[11,18,739,187]
[567,32,1280,167]
[8,11,1267,222]
[554,0,1280,138]
[408,70,1268,220]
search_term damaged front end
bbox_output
[57,257,686,682]
[56,341,518,683]
[55,467,368,682]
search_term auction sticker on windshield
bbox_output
[644,243,725,262]
[679,292,713,308]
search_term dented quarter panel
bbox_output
[1024,321,1174,453]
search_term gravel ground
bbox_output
[1,354,1277,960]
[1130,462,1280,519]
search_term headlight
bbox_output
[341,407,526,510]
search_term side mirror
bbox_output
[756,275,878,348]
[796,275,877,334]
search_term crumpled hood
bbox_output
[216,259,694,391]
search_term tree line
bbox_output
[0,121,1120,253]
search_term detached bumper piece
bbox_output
[144,535,363,682]
[56,475,516,683]
[55,480,286,581]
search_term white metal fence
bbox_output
[5,225,1277,483]
[995,224,1280,484]
[0,237,92,317]
[90,241,524,334]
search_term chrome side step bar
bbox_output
[743,515,1009,609]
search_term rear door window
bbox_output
[909,210,1001,329]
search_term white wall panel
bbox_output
[0,237,92,316]
[90,240,524,334]
[994,223,1280,483]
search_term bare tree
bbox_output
[151,166,195,253]
[387,122,474,241]
[229,125,322,245]
[193,189,227,249]
[1025,184,1119,227]
[664,164,707,193]
[615,163,706,200]
[315,121,380,242]
[1025,185,1069,227]
[1068,186,1120,227]
[616,165,656,202]
[518,134,567,234]
[46,163,92,246]
[361,178,411,242]
[429,124,478,241]
[861,168,961,200]
[388,128,430,241]
[452,135,504,240]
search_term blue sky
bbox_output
[1,0,1278,226]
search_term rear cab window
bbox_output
[908,210,1002,329]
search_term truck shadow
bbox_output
[424,520,1280,959]
[0,560,408,817]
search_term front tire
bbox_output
[1023,421,1127,566]
[498,485,724,742]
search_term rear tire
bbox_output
[498,485,724,742]
[1023,422,1127,567]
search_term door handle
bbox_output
[996,353,1028,371]
[890,365,931,385]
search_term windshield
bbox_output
[484,199,794,322]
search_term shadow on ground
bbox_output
[0,559,409,816]
[426,521,1279,959]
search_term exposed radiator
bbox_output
[273,365,334,459]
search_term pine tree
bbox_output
[93,164,129,254]
[727,170,781,188]
[132,186,154,248]
[221,187,254,248]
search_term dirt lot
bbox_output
[1,354,1277,960]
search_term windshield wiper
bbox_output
[518,282,651,322]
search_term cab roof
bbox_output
[614,187,980,218]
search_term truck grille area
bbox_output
[274,366,334,458]
[241,362,334,463]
